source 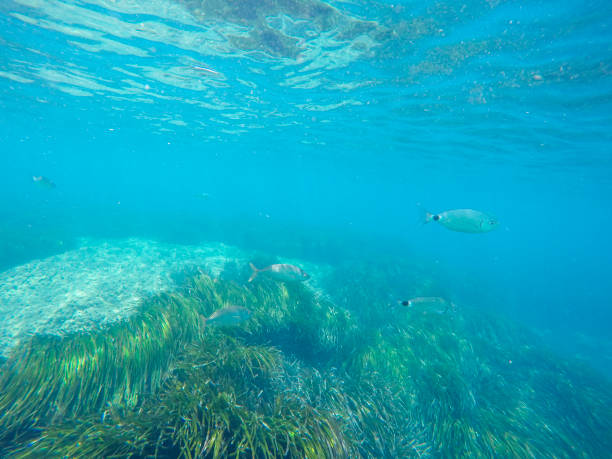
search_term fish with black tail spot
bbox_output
[420,207,498,233]
[32,175,56,189]
[400,297,455,314]
[248,262,310,283]
[201,305,251,328]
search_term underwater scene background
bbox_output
[1,0,611,457]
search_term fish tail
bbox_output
[248,262,259,282]
[199,314,207,329]
[418,204,435,224]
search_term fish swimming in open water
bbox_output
[421,208,498,233]
[194,192,210,200]
[248,262,310,283]
[32,175,56,189]
[400,297,455,314]
[201,305,251,327]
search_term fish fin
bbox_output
[248,262,259,282]
[417,204,434,224]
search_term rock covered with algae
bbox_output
[0,237,329,358]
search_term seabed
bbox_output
[0,238,610,457]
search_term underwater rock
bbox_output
[0,238,328,358]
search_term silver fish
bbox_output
[400,297,455,314]
[422,208,498,233]
[32,175,56,189]
[248,262,310,283]
[202,305,251,327]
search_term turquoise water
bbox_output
[1,0,611,457]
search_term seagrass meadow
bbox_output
[0,264,611,458]
[3,0,612,456]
